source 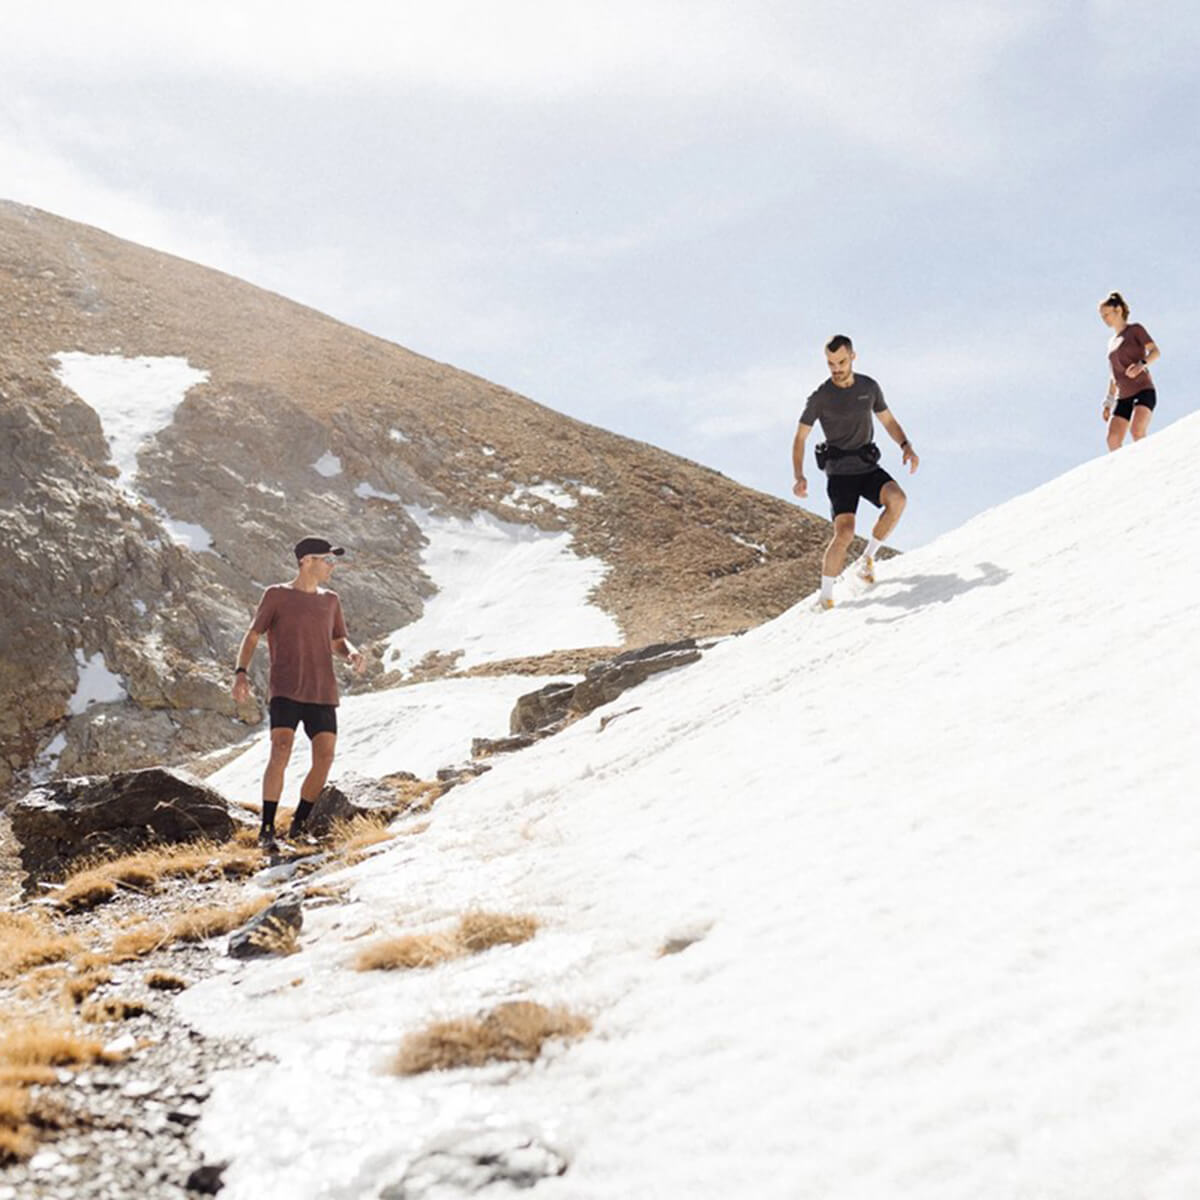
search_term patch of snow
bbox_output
[67,650,127,714]
[312,452,343,478]
[354,481,401,502]
[29,731,68,784]
[161,515,214,552]
[389,428,410,444]
[384,508,619,674]
[729,532,766,553]
[181,413,1200,1200]
[252,481,286,498]
[578,484,602,498]
[481,446,496,456]
[509,482,577,510]
[52,352,208,488]
[132,598,147,616]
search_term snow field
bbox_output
[175,416,1200,1197]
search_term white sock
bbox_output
[820,575,835,602]
[864,537,881,559]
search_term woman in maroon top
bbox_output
[1099,290,1161,452]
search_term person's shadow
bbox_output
[839,562,1010,623]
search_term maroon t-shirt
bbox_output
[1108,322,1155,400]
[250,585,348,706]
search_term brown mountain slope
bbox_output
[0,200,835,793]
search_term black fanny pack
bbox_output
[814,441,881,470]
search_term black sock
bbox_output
[291,799,314,829]
[261,801,279,833]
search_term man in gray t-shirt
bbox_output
[791,335,919,608]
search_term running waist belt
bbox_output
[814,441,881,470]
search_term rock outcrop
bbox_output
[509,639,703,736]
[10,767,235,882]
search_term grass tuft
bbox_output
[355,911,539,973]
[53,842,265,912]
[391,1001,589,1076]
[64,969,112,1005]
[456,911,538,954]
[0,912,79,979]
[145,971,187,992]
[80,997,151,1024]
[169,897,270,944]
[355,931,458,972]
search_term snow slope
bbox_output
[179,415,1200,1200]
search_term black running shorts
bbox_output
[826,467,896,518]
[1113,388,1156,422]
[268,696,338,739]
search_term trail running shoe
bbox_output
[256,829,279,853]
[817,596,835,611]
[857,555,876,584]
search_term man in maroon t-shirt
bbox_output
[231,536,366,849]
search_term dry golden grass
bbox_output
[0,912,79,979]
[355,931,458,972]
[0,1065,57,1088]
[0,1083,29,1128]
[328,814,396,856]
[64,969,112,1005]
[0,1023,107,1069]
[108,924,170,963]
[80,996,150,1024]
[355,911,539,974]
[0,1021,110,1164]
[391,1001,590,1076]
[14,965,68,1004]
[54,842,264,912]
[379,776,447,815]
[0,1124,33,1164]
[457,911,538,954]
[168,897,270,944]
[145,971,187,992]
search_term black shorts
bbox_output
[268,696,338,738]
[1113,388,1156,421]
[826,467,896,518]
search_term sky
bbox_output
[3,0,1198,546]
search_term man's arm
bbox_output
[333,637,367,676]
[792,423,813,497]
[231,628,259,702]
[876,409,919,474]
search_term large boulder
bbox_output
[10,766,235,882]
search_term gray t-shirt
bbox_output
[799,374,888,476]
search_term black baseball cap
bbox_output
[294,537,346,561]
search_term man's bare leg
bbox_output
[290,732,337,838]
[822,513,857,578]
[819,514,857,606]
[872,482,907,543]
[263,728,295,803]
[299,732,337,803]
[259,727,295,845]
